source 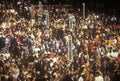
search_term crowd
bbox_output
[0,1,120,81]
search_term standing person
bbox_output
[78,74,84,81]
[104,72,110,81]
[112,71,120,81]
[94,70,104,81]
[62,75,73,81]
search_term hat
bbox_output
[12,59,15,62]
[81,65,85,67]
[81,73,85,75]
[17,2,21,5]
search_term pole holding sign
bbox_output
[82,3,85,19]
[39,1,42,17]
[68,35,73,62]
[46,12,49,28]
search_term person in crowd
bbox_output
[0,0,120,81]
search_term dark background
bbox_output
[33,0,120,17]
[0,0,120,16]
[1,0,119,7]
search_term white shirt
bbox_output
[95,76,104,81]
[78,76,84,81]
[5,37,10,45]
